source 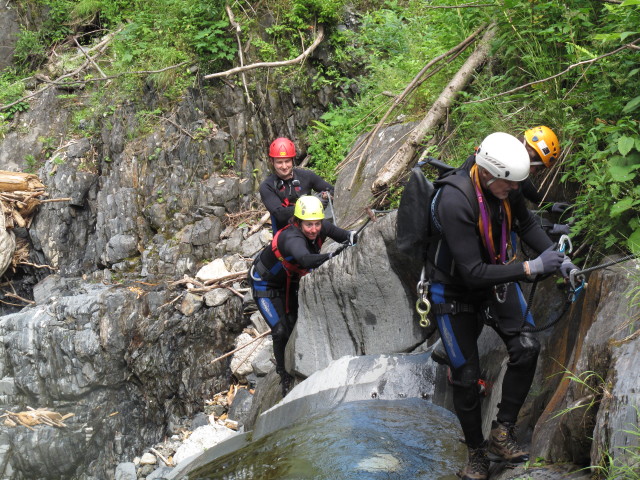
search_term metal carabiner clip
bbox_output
[568,268,586,302]
[416,295,431,328]
[557,234,573,254]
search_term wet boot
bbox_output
[487,420,529,463]
[457,441,489,480]
[431,339,451,366]
[278,370,293,397]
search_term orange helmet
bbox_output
[269,137,296,158]
[524,126,560,168]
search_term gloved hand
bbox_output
[526,246,564,276]
[560,255,579,279]
[551,202,571,214]
[549,223,571,236]
[348,230,358,246]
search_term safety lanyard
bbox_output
[471,164,512,264]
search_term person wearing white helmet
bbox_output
[425,132,578,480]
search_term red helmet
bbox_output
[269,137,296,158]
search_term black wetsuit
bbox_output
[248,220,349,373]
[428,157,553,449]
[259,168,334,233]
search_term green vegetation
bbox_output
[2,0,639,258]
[305,0,640,261]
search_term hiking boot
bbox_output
[431,340,451,366]
[487,420,529,463]
[457,441,489,480]
[279,371,293,397]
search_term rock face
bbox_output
[0,3,19,71]
[0,274,245,479]
[290,211,429,377]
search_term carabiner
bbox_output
[557,234,573,254]
[416,295,431,328]
[568,269,586,302]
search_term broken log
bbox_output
[371,23,497,194]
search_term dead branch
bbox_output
[73,36,107,79]
[204,25,324,79]
[372,23,497,193]
[344,24,486,190]
[211,329,271,364]
[225,4,253,106]
[467,37,640,104]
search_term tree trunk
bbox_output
[371,23,497,193]
[0,171,45,192]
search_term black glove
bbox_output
[560,256,579,279]
[527,246,564,276]
[551,202,571,214]
[348,230,358,246]
[549,224,571,236]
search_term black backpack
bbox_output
[396,163,476,266]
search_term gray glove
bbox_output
[560,256,579,279]
[527,246,564,276]
[348,230,358,246]
[549,223,571,236]
[551,202,571,214]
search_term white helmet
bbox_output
[476,132,530,182]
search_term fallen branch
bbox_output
[466,37,640,104]
[343,24,486,189]
[211,329,271,364]
[226,3,253,106]
[372,23,497,193]
[149,447,173,467]
[204,25,324,79]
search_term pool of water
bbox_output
[188,398,464,480]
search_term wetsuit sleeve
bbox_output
[437,185,528,289]
[321,220,350,243]
[299,169,334,195]
[521,178,544,204]
[281,230,330,269]
[510,191,554,255]
[260,177,294,228]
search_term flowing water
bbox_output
[188,398,464,480]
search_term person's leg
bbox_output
[489,283,540,463]
[431,284,489,480]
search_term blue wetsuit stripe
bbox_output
[431,282,466,369]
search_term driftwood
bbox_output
[2,407,74,429]
[371,23,497,194]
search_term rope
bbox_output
[572,254,637,277]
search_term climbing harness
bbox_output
[271,224,321,312]
[416,267,431,328]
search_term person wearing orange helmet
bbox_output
[520,126,572,236]
[259,137,334,233]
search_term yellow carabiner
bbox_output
[416,296,431,328]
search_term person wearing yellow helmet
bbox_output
[260,137,335,233]
[248,196,356,396]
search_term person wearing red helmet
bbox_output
[259,137,334,233]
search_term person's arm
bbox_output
[259,178,294,228]
[321,220,350,243]
[282,232,331,269]
[299,169,334,195]
[510,191,555,255]
[438,186,528,289]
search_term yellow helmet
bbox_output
[524,126,560,168]
[294,195,325,221]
